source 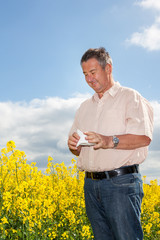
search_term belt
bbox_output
[85,165,139,180]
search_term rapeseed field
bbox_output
[0,141,159,239]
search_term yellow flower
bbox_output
[1,141,160,239]
[61,231,69,239]
[6,140,16,152]
[1,217,8,224]
[145,223,152,234]
[48,156,53,161]
[1,148,7,155]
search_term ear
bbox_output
[105,64,112,74]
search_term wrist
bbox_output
[112,135,119,148]
[107,136,114,148]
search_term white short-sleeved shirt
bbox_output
[69,82,154,172]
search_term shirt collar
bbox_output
[93,82,121,102]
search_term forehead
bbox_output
[82,58,101,71]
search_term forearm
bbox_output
[85,132,151,150]
[110,134,151,150]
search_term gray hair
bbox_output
[80,47,112,70]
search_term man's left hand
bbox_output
[84,132,113,150]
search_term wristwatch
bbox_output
[112,135,119,148]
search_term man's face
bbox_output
[82,58,111,97]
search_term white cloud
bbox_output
[126,22,160,51]
[126,0,160,51]
[140,100,160,182]
[136,0,160,10]
[0,94,90,170]
[0,96,159,180]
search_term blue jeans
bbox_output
[84,173,144,240]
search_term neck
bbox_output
[98,78,115,99]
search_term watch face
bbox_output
[113,137,119,144]
[113,136,119,148]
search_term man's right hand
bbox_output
[68,132,81,156]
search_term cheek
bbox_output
[85,79,91,86]
[85,76,89,82]
[85,77,89,83]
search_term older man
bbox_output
[68,47,153,240]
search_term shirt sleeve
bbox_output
[125,91,154,140]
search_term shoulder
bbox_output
[117,84,153,109]
[113,82,141,99]
[118,85,145,103]
[119,85,141,96]
[119,85,153,112]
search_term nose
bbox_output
[86,75,94,82]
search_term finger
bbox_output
[68,140,78,150]
[84,132,96,140]
[68,133,80,144]
[84,131,94,136]
[68,137,78,147]
[68,138,77,148]
[70,146,78,150]
[93,142,102,150]
[68,139,76,146]
[73,132,80,140]
[87,134,100,143]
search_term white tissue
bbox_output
[76,129,95,147]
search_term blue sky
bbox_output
[1,0,160,102]
[0,0,160,181]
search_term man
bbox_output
[68,47,153,240]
